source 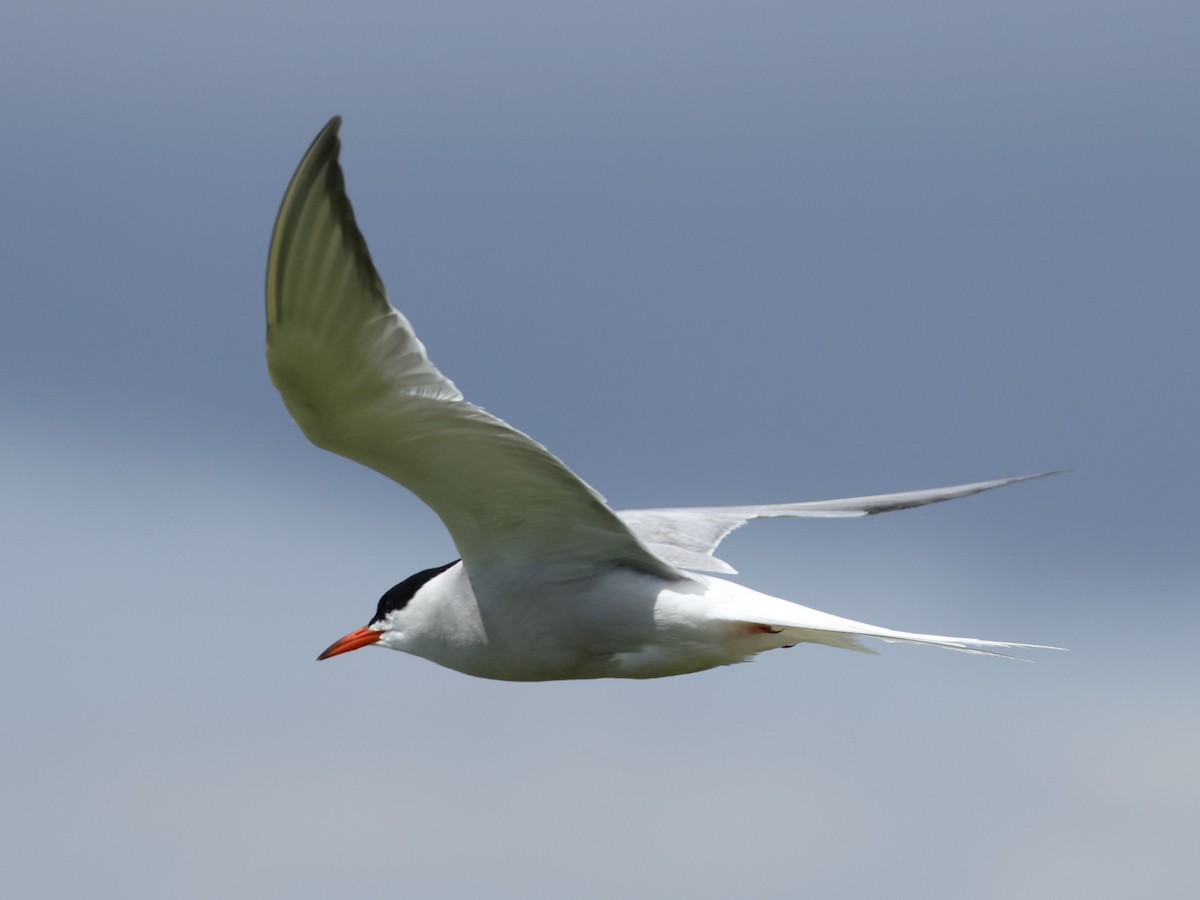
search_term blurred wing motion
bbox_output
[266,117,679,580]
[618,472,1059,574]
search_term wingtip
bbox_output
[1026,468,1072,481]
[307,115,343,160]
[991,469,1070,488]
[968,641,1070,661]
[321,115,343,137]
[266,115,355,328]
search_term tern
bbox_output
[267,117,1059,681]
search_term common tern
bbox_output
[267,117,1059,681]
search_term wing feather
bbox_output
[618,472,1060,573]
[266,118,681,580]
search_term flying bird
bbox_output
[266,117,1059,681]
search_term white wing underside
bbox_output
[267,117,1056,604]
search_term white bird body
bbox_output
[375,563,789,681]
[266,117,1060,681]
[374,562,1048,681]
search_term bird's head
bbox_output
[316,560,460,661]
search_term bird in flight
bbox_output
[266,117,1059,681]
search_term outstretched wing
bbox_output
[267,117,680,581]
[617,472,1059,574]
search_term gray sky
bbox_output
[3,1,1197,897]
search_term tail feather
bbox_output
[773,621,1063,659]
[706,578,1065,660]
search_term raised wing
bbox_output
[617,472,1059,574]
[267,117,680,580]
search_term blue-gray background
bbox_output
[3,2,1197,897]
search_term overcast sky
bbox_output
[3,1,1198,897]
